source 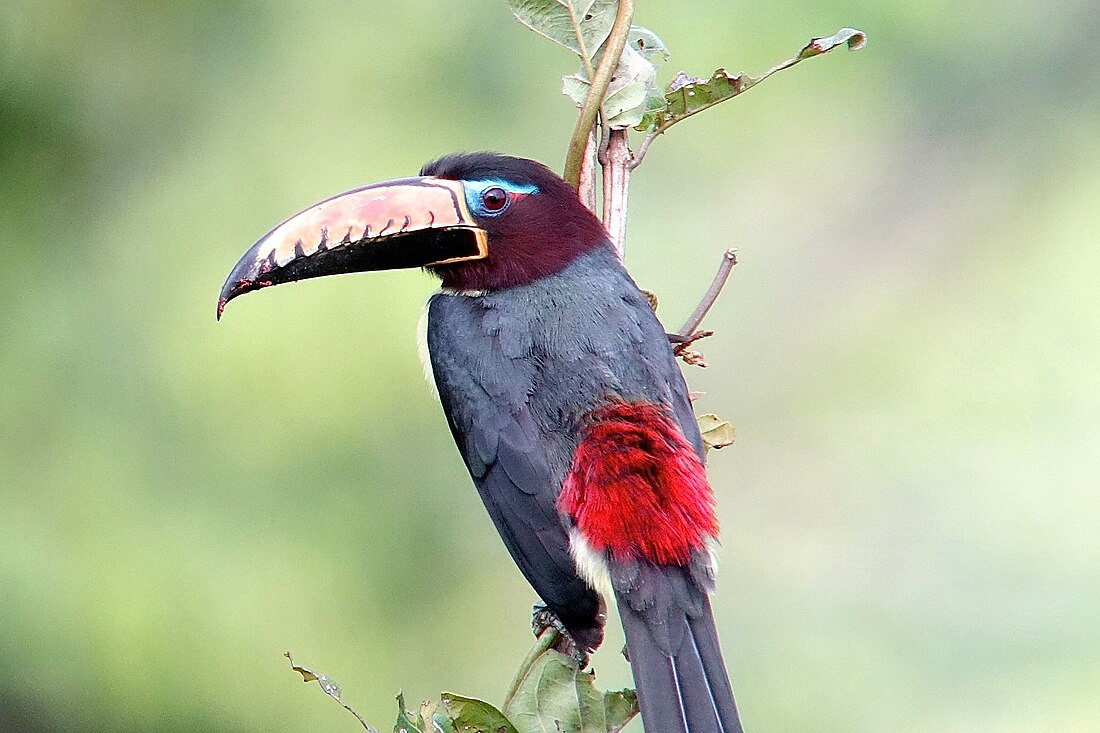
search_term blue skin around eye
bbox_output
[463,179,540,217]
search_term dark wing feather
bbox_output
[427,293,602,645]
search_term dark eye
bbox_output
[481,187,509,212]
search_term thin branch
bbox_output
[577,124,598,213]
[335,699,372,730]
[601,128,632,260]
[562,0,635,189]
[597,113,611,167]
[629,130,651,170]
[677,248,737,338]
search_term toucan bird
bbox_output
[220,152,745,733]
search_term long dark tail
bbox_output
[617,594,744,733]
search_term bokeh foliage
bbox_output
[1,1,1098,731]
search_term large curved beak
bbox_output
[217,176,486,319]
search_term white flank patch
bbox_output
[569,528,613,600]
[704,536,721,575]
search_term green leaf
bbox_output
[651,67,750,132]
[626,25,668,62]
[441,693,519,733]
[636,81,670,133]
[697,413,736,452]
[798,27,867,59]
[634,27,867,133]
[394,693,423,733]
[562,42,658,130]
[504,648,629,733]
[561,73,589,107]
[560,24,666,128]
[507,0,617,62]
[603,44,657,129]
[602,689,639,733]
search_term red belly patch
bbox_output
[559,399,719,566]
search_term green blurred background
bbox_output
[2,1,1097,731]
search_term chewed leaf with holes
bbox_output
[627,25,668,61]
[697,413,736,453]
[284,653,375,730]
[285,652,344,702]
[635,67,746,131]
[635,27,867,132]
[798,27,867,58]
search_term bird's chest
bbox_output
[425,284,637,475]
[427,289,612,405]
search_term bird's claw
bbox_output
[668,329,715,367]
[531,602,591,668]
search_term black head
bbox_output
[421,152,610,291]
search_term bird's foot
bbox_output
[531,602,591,668]
[667,329,715,367]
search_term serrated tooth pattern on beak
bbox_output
[257,178,472,267]
[217,176,488,319]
